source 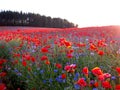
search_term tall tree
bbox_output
[0,10,75,28]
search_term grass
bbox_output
[0,28,120,90]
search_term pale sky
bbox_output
[0,0,120,27]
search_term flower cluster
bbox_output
[0,27,120,90]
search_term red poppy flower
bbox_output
[82,67,89,76]
[55,63,62,69]
[98,50,104,56]
[98,74,105,81]
[70,64,77,69]
[40,55,48,61]
[45,60,50,65]
[103,73,111,79]
[41,47,48,53]
[0,83,6,90]
[13,53,20,57]
[31,56,35,62]
[0,72,7,77]
[94,82,99,87]
[25,55,31,60]
[116,67,120,75]
[97,40,105,47]
[22,61,27,67]
[77,43,86,47]
[64,64,77,73]
[102,81,111,89]
[67,53,73,58]
[77,78,87,87]
[67,49,74,53]
[64,65,71,72]
[0,66,2,69]
[28,67,32,71]
[64,41,71,48]
[13,60,18,65]
[91,67,103,76]
[17,88,20,90]
[116,84,120,90]
[0,59,7,65]
[61,73,66,79]
[90,43,97,50]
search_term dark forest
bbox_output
[0,11,76,28]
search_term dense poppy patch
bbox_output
[0,27,120,89]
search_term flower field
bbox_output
[0,27,120,90]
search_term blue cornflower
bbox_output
[93,88,98,90]
[74,72,79,81]
[56,75,66,83]
[32,49,35,53]
[40,70,44,74]
[43,80,47,84]
[100,66,103,69]
[49,78,53,84]
[75,55,79,60]
[54,69,58,73]
[90,80,95,85]
[14,69,19,73]
[56,77,62,83]
[75,72,79,77]
[27,75,30,78]
[17,72,22,76]
[34,72,37,75]
[82,77,86,81]
[62,70,66,73]
[74,77,78,81]
[79,53,87,57]
[74,84,80,90]
[111,76,116,80]
[62,79,66,83]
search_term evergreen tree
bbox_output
[0,10,75,28]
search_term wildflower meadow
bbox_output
[0,27,120,90]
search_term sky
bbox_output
[0,0,120,27]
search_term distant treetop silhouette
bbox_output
[0,10,75,28]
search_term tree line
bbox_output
[0,10,76,28]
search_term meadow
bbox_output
[0,26,120,90]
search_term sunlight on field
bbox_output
[0,26,120,89]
